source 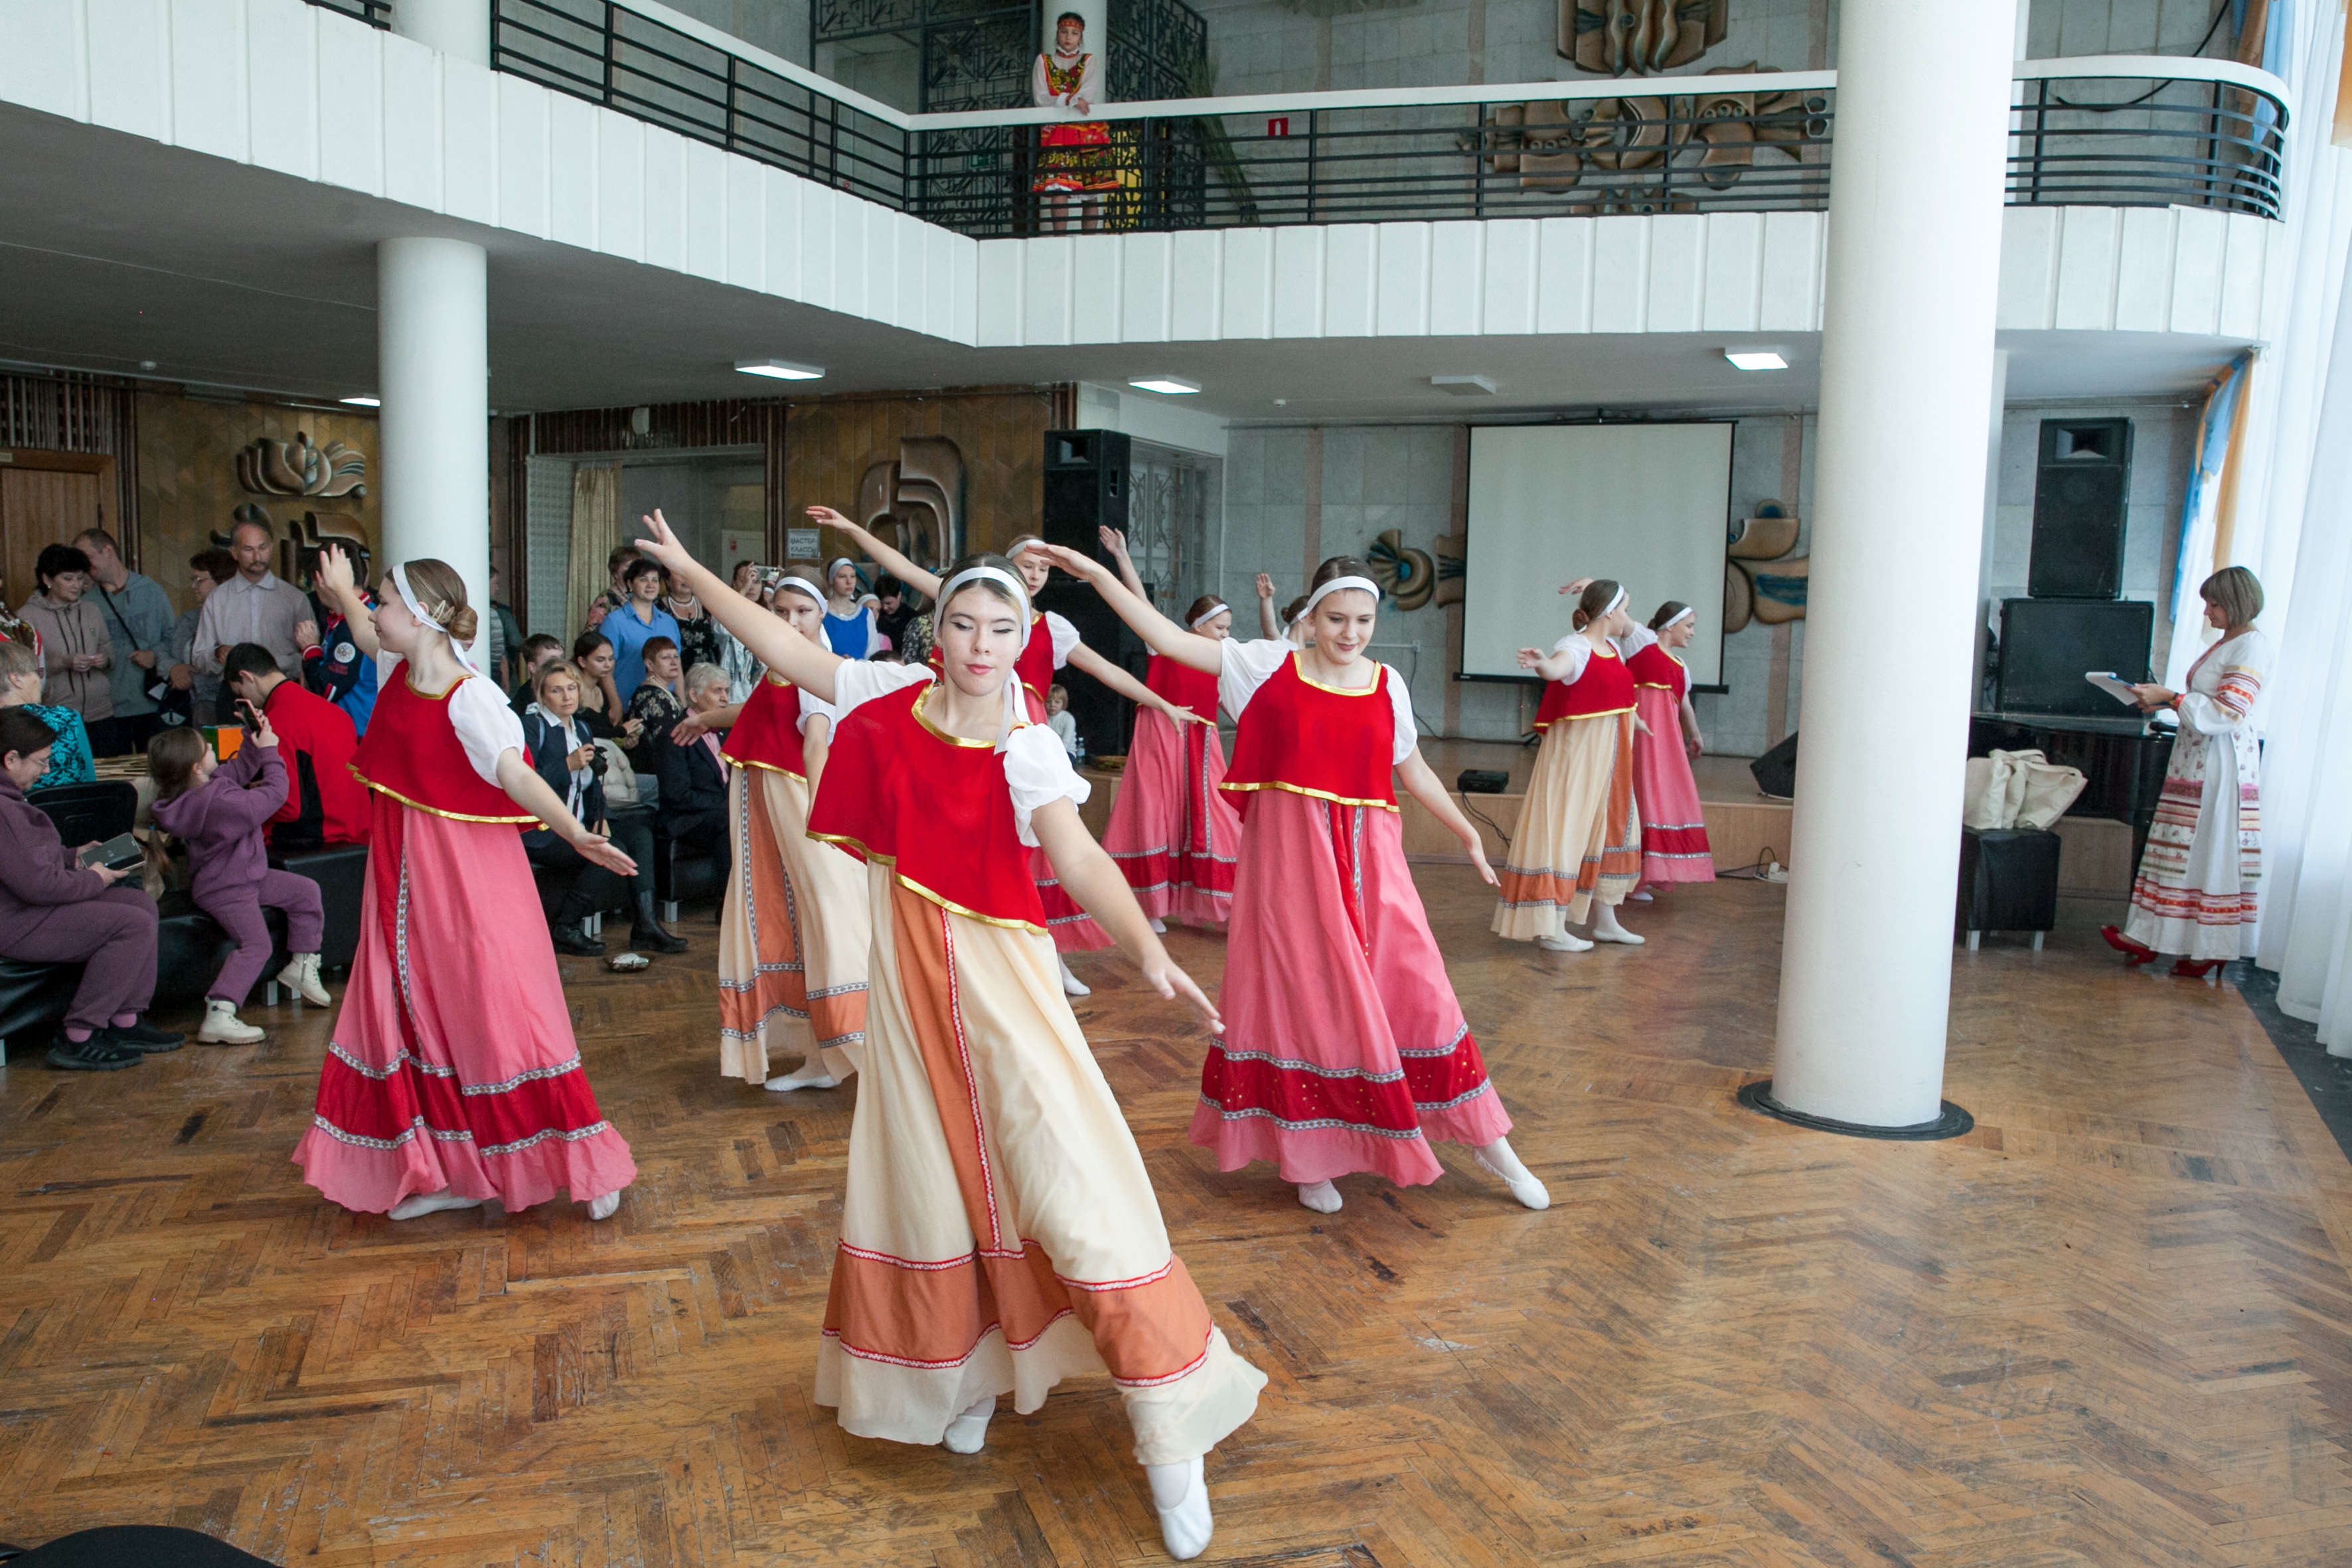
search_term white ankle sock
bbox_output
[1591,903,1645,945]
[1296,1179,1342,1213]
[765,1056,840,1091]
[1473,1138,1550,1210]
[1145,1456,1212,1560]
[390,1189,485,1221]
[1058,957,1091,997]
[1537,929,1593,953]
[1148,917,1168,934]
[942,1393,995,1453]
[586,1190,622,1221]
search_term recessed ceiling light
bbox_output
[1723,350,1788,371]
[1129,376,1200,396]
[340,395,380,406]
[1431,375,1496,396]
[736,358,825,380]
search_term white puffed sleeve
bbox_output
[449,674,530,786]
[1217,638,1293,720]
[1044,610,1082,669]
[831,659,934,718]
[1547,635,1593,683]
[1384,668,1418,764]
[1002,724,1091,846]
[797,686,840,735]
[1614,623,1659,658]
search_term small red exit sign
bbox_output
[1267,116,1290,137]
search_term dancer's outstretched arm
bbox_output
[315,546,380,661]
[1028,544,1220,676]
[1395,747,1500,887]
[1255,574,1280,639]
[1066,642,1207,726]
[806,507,943,601]
[493,751,638,876]
[1099,527,1149,601]
[633,510,847,703]
[1030,798,1222,1033]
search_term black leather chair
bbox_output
[654,834,726,924]
[272,842,369,972]
[0,958,84,1065]
[29,781,137,846]
[154,892,292,1008]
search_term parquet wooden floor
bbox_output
[4,874,2350,1566]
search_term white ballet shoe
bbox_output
[1473,1139,1551,1211]
[941,1393,994,1454]
[586,1190,622,1221]
[1059,957,1091,998]
[1627,889,1654,903]
[1590,907,1645,945]
[1146,1457,1213,1561]
[1536,931,1593,953]
[389,1189,485,1221]
[765,1058,840,1092]
[1296,1179,1342,1214]
[1148,917,1168,934]
[276,952,332,1006]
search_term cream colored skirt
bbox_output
[718,765,870,1082]
[1492,712,1640,940]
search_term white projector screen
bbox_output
[1461,424,1733,686]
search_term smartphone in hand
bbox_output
[78,833,143,872]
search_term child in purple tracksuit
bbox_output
[148,717,333,1044]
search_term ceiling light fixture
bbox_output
[736,358,826,381]
[1431,374,1497,396]
[340,395,380,406]
[1723,350,1788,372]
[1129,376,1201,396]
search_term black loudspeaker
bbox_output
[1458,769,1510,795]
[1751,732,1798,799]
[1042,429,1131,548]
[1994,597,2154,718]
[2027,417,2133,599]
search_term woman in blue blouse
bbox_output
[819,556,881,658]
[0,640,95,791]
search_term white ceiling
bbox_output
[0,102,2244,428]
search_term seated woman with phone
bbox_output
[520,660,685,958]
[0,706,184,1071]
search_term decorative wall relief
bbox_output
[1723,499,1806,631]
[1367,528,1466,613]
[1482,66,1821,214]
[855,435,968,574]
[235,431,367,499]
[1563,0,1728,77]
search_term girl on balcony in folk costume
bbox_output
[1625,600,1715,896]
[807,506,1205,996]
[293,546,639,1223]
[1032,10,1116,231]
[1095,526,1243,933]
[1493,578,1646,954]
[631,511,1263,1563]
[681,570,870,1093]
[2102,566,2270,981]
[1037,543,1551,1219]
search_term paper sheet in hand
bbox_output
[2084,672,2141,706]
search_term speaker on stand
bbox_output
[1038,430,1139,755]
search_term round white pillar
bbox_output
[377,237,491,668]
[392,0,490,67]
[1764,0,2019,1131]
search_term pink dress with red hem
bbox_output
[1101,655,1241,928]
[1194,643,1511,1186]
[1626,643,1714,884]
[291,665,638,1214]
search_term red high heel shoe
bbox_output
[2100,925,2159,967]
[2171,958,2225,982]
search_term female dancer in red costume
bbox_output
[1095,526,1242,931]
[1625,601,1714,894]
[635,511,1263,1561]
[1038,544,1550,1217]
[809,507,1200,995]
[1493,578,1646,953]
[689,570,870,1092]
[293,547,639,1223]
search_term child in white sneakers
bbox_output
[148,722,331,1044]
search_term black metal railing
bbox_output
[304,0,2290,235]
[308,0,392,25]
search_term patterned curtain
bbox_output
[566,463,622,638]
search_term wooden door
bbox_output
[1,466,106,609]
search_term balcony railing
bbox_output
[323,0,2295,236]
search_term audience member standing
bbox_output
[666,578,723,673]
[601,557,679,700]
[16,544,118,755]
[195,520,313,682]
[163,547,236,726]
[488,568,523,688]
[298,562,379,736]
[220,644,370,849]
[75,529,175,752]
[0,640,95,791]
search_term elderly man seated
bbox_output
[652,661,730,860]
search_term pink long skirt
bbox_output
[1101,709,1241,929]
[1193,789,1511,1186]
[292,799,639,1214]
[1630,686,1715,885]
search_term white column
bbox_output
[1766,0,2019,1130]
[377,237,491,666]
[392,0,490,67]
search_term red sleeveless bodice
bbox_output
[351,668,535,823]
[807,679,1048,931]
[1145,654,1220,724]
[1626,643,1687,700]
[1220,653,1394,818]
[1534,642,1637,730]
[721,673,807,777]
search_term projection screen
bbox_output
[1460,423,1733,686]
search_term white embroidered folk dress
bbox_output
[2124,629,2267,960]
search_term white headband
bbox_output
[1190,601,1231,630]
[1007,538,1044,560]
[773,574,827,606]
[826,557,857,582]
[1302,575,1381,619]
[938,564,1032,623]
[389,562,478,674]
[1658,603,1693,631]
[1597,584,1628,621]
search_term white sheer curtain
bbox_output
[2244,3,2352,1051]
